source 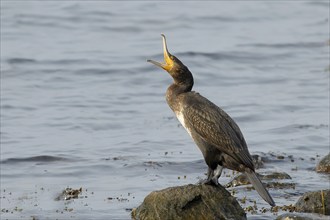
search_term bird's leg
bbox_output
[197,167,213,185]
[211,165,223,185]
[198,166,223,185]
[206,167,213,181]
[201,166,223,185]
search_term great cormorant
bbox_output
[147,34,275,207]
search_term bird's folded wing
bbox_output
[183,102,254,170]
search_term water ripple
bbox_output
[1,155,71,164]
[239,41,327,49]
[177,51,293,62]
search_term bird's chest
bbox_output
[175,111,193,138]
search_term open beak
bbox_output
[147,34,174,71]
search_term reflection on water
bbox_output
[1,1,329,219]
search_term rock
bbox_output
[262,172,292,180]
[276,212,329,220]
[55,187,82,201]
[225,173,251,187]
[295,190,330,215]
[316,153,330,173]
[266,182,295,189]
[132,184,246,220]
[225,172,292,188]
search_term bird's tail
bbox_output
[244,169,276,207]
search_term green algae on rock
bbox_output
[132,184,246,220]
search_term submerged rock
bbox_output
[295,190,330,215]
[266,182,295,189]
[132,184,246,220]
[55,187,82,201]
[262,172,292,180]
[316,153,330,173]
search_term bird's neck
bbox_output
[166,70,194,112]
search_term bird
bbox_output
[147,34,275,207]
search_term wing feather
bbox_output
[181,93,254,169]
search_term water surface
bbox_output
[1,1,329,219]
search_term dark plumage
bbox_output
[147,34,275,207]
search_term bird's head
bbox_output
[148,34,190,82]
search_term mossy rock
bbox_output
[295,190,330,215]
[132,184,246,220]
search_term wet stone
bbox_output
[266,182,296,189]
[225,172,292,188]
[132,184,246,220]
[295,190,330,215]
[55,187,82,201]
[225,173,251,187]
[262,172,292,180]
[316,153,330,173]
